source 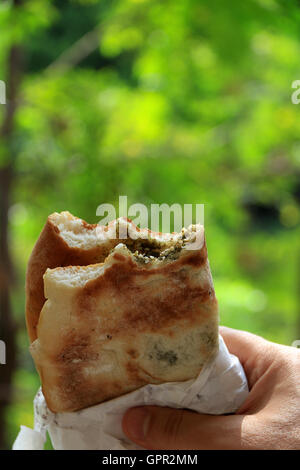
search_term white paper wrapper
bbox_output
[13,336,248,450]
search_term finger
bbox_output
[122,405,258,450]
[219,326,275,388]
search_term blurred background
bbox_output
[1,0,300,450]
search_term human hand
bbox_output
[122,326,300,449]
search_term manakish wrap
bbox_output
[27,212,219,413]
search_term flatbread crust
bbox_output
[27,212,219,412]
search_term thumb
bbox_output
[122,406,257,450]
[220,326,277,388]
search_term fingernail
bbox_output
[125,408,150,442]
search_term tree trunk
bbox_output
[0,165,16,446]
[0,25,24,448]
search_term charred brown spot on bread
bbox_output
[124,360,149,386]
[57,334,98,364]
[74,253,214,337]
[77,289,96,315]
[81,220,97,230]
[120,291,205,334]
[57,371,104,412]
[126,349,139,359]
[52,353,128,411]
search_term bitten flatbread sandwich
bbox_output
[26,212,219,413]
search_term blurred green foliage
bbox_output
[1,0,300,449]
